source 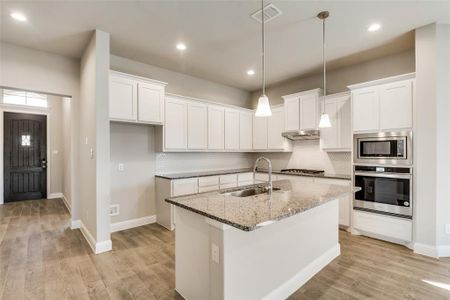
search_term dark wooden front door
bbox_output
[4,112,47,202]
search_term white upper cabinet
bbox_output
[208,105,225,150]
[320,93,351,152]
[165,96,188,150]
[187,101,208,150]
[225,109,240,150]
[137,81,165,124]
[379,80,413,130]
[349,73,414,133]
[283,89,322,132]
[283,96,300,131]
[239,111,253,150]
[299,93,319,130]
[110,73,137,121]
[352,87,379,132]
[110,71,167,124]
[253,115,268,150]
[267,106,285,150]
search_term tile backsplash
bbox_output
[258,140,352,175]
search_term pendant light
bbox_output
[255,0,272,117]
[318,11,331,128]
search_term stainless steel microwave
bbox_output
[354,131,412,166]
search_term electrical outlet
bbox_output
[211,243,220,264]
[118,163,124,171]
[110,204,119,216]
[445,224,450,234]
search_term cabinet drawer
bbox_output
[199,185,219,193]
[220,174,237,185]
[198,176,220,187]
[353,210,412,242]
[172,178,198,196]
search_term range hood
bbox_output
[282,130,320,141]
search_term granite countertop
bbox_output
[156,168,351,181]
[166,179,358,231]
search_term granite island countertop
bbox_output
[156,168,351,181]
[166,178,358,231]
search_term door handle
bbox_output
[41,159,47,169]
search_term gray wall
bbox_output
[250,49,415,107]
[109,55,254,224]
[414,23,450,256]
[0,42,80,219]
[48,95,64,195]
[111,55,252,108]
[79,30,111,243]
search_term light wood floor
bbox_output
[1,199,450,300]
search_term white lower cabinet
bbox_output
[156,177,198,230]
[314,177,351,227]
[219,174,238,189]
[237,172,254,186]
[353,210,412,243]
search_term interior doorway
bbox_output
[3,112,47,202]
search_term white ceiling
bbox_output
[1,1,449,91]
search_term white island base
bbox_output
[174,199,340,300]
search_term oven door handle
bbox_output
[354,171,412,179]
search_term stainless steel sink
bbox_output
[222,187,280,197]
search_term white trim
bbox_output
[414,243,439,258]
[79,221,112,254]
[47,192,63,199]
[165,93,254,113]
[438,246,450,257]
[110,70,168,86]
[347,72,416,90]
[281,88,323,99]
[71,219,81,229]
[110,215,157,233]
[62,195,71,213]
[262,244,341,300]
[0,106,51,204]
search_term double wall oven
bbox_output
[353,131,413,219]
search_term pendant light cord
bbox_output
[322,17,326,98]
[261,0,266,96]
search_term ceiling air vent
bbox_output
[251,3,282,23]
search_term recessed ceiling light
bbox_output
[176,43,187,51]
[247,70,255,76]
[368,23,381,32]
[10,12,27,22]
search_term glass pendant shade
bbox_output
[255,95,272,117]
[318,113,331,128]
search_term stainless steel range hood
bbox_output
[282,130,320,141]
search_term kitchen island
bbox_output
[166,178,356,300]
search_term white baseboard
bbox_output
[414,243,439,258]
[262,244,341,300]
[47,192,64,199]
[438,245,450,257]
[79,221,112,254]
[61,195,71,213]
[111,215,157,233]
[71,219,81,229]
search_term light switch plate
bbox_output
[445,224,450,234]
[211,243,220,264]
[118,163,124,171]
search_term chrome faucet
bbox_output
[253,157,273,193]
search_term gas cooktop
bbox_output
[280,169,325,175]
